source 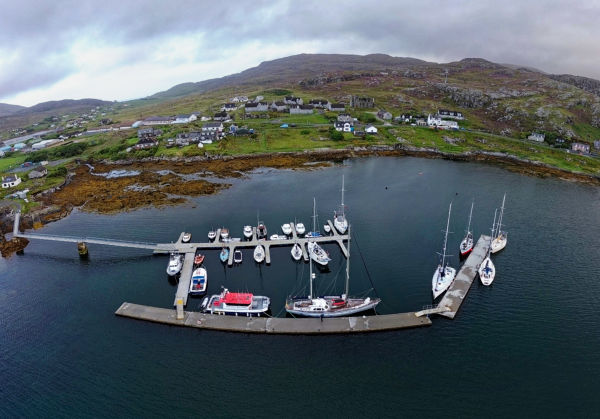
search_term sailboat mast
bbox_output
[341,175,345,209]
[309,249,314,299]
[442,203,452,267]
[345,225,351,298]
[497,193,506,234]
[467,200,474,233]
[491,209,498,240]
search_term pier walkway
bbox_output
[115,302,431,334]
[435,234,490,319]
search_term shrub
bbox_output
[359,113,376,123]
[300,129,310,135]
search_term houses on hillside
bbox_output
[222,103,237,112]
[28,167,48,179]
[202,122,224,132]
[427,114,458,130]
[270,101,287,112]
[173,114,197,124]
[213,111,230,121]
[571,142,590,154]
[309,99,329,108]
[350,96,374,108]
[284,96,303,106]
[244,102,269,113]
[142,116,175,126]
[528,132,545,142]
[594,140,600,150]
[328,103,345,112]
[337,113,354,123]
[377,110,392,120]
[334,122,353,132]
[438,109,464,120]
[290,105,314,115]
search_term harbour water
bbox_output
[1,156,599,417]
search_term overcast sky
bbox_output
[1,0,599,106]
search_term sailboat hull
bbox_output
[478,256,496,285]
[432,266,456,299]
[490,236,507,253]
[285,297,381,317]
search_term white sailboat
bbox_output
[490,193,508,253]
[286,225,381,317]
[254,244,265,263]
[459,200,475,257]
[308,198,331,266]
[432,203,457,299]
[479,210,497,286]
[281,223,292,236]
[291,243,302,261]
[334,175,348,234]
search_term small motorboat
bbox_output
[295,222,305,236]
[323,224,331,234]
[166,252,183,276]
[254,244,265,263]
[208,229,217,241]
[305,231,322,238]
[233,250,243,264]
[219,248,229,263]
[281,223,292,236]
[270,234,287,240]
[291,243,302,261]
[220,228,229,241]
[189,267,207,296]
[257,221,267,239]
[182,232,192,243]
[194,254,205,265]
[243,225,253,239]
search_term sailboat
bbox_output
[254,244,265,263]
[291,243,302,261]
[490,193,507,253]
[333,175,348,234]
[307,198,331,266]
[479,210,497,286]
[459,200,475,257]
[285,225,381,317]
[432,203,457,299]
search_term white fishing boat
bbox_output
[233,250,243,264]
[295,222,306,236]
[220,228,229,241]
[281,223,292,236]
[208,229,217,241]
[291,243,303,261]
[189,267,207,296]
[307,198,331,266]
[182,232,192,243]
[333,175,348,234]
[286,225,381,317]
[459,201,475,257]
[323,224,331,234]
[201,288,270,317]
[243,225,253,239]
[166,252,183,277]
[490,193,508,253]
[432,203,457,299]
[254,244,265,263]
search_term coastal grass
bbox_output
[0,155,26,173]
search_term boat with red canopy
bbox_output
[201,288,270,317]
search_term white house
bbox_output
[309,99,329,108]
[1,175,21,188]
[202,122,224,132]
[528,132,545,142]
[284,96,303,105]
[427,114,458,129]
[438,109,464,120]
[142,116,175,125]
[337,113,353,123]
[173,114,197,124]
[290,105,314,115]
[334,122,353,132]
[244,102,269,112]
[365,125,378,134]
[270,101,287,112]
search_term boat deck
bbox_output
[115,302,431,334]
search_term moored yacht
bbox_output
[307,198,331,266]
[479,255,496,286]
[182,232,192,243]
[295,222,306,236]
[233,250,243,264]
[257,221,267,239]
[459,201,475,258]
[219,247,229,263]
[281,223,292,236]
[432,203,456,299]
[291,243,302,261]
[243,225,253,239]
[254,244,265,263]
[490,193,508,253]
[201,288,270,317]
[166,252,183,277]
[220,228,229,241]
[333,175,348,234]
[189,267,207,296]
[208,229,217,241]
[323,224,331,234]
[286,225,380,317]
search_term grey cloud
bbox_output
[1,0,599,102]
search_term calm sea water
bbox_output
[1,156,599,418]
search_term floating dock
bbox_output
[435,234,490,319]
[115,302,431,334]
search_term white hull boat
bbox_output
[490,193,508,254]
[189,267,207,295]
[182,232,192,243]
[233,250,243,264]
[295,222,306,236]
[201,288,270,317]
[460,201,475,257]
[333,175,348,234]
[257,222,267,239]
[254,244,265,263]
[243,225,253,239]
[281,223,292,236]
[166,252,183,277]
[307,241,330,266]
[286,225,380,317]
[479,256,496,286]
[432,203,456,299]
[208,229,217,241]
[323,224,331,234]
[220,228,229,241]
[291,243,303,261]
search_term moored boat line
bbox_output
[432,203,456,299]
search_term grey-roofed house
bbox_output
[222,103,237,112]
[284,96,303,105]
[28,167,48,179]
[173,114,197,124]
[270,101,287,112]
[135,137,158,150]
[202,122,224,132]
[309,99,329,108]
[244,102,269,113]
[289,104,314,115]
[2,175,21,188]
[377,110,392,120]
[337,113,353,123]
[213,111,230,121]
[328,103,345,112]
[438,109,464,120]
[142,116,175,125]
[528,132,545,142]
[571,142,590,154]
[334,122,353,132]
